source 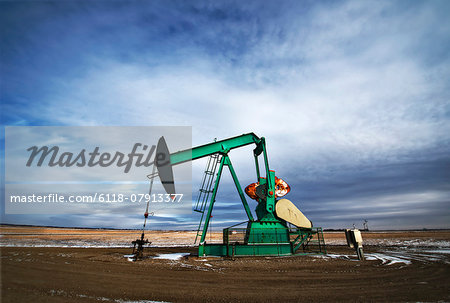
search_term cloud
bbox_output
[1,0,449,229]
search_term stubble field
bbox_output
[1,225,449,302]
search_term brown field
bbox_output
[1,225,449,302]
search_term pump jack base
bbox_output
[131,239,151,260]
[198,221,326,257]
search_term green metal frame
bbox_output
[167,133,325,256]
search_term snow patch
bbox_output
[423,249,450,254]
[315,247,450,265]
[152,253,190,260]
[49,288,170,302]
[324,238,450,247]
[0,242,196,248]
[365,253,411,265]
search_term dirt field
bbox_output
[1,226,449,302]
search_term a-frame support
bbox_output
[198,154,254,255]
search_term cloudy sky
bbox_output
[1,0,449,231]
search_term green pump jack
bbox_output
[153,133,326,257]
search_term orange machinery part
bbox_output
[245,176,290,200]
